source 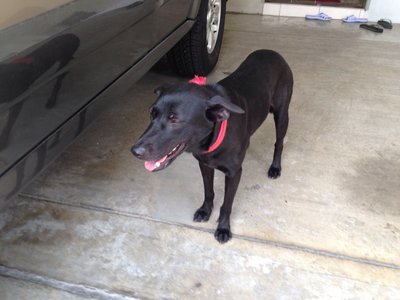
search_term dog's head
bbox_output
[131,83,244,172]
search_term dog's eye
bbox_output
[168,113,178,123]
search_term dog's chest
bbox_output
[195,155,231,174]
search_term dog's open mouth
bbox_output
[144,143,186,172]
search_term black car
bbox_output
[0,0,226,206]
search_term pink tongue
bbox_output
[144,155,167,171]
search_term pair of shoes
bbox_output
[342,15,368,23]
[360,19,393,33]
[305,12,331,21]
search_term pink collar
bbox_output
[189,75,227,153]
[205,119,227,153]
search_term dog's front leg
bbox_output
[193,162,215,222]
[215,167,242,243]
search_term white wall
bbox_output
[227,0,264,14]
[366,0,400,23]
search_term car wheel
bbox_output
[168,0,226,76]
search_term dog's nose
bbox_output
[131,145,146,158]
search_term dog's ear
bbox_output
[206,95,245,122]
[154,84,172,96]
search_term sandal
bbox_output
[305,12,332,21]
[360,24,383,33]
[377,19,393,29]
[342,15,368,23]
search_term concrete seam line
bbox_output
[18,193,400,271]
[0,265,142,300]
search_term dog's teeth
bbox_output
[155,162,160,168]
[168,146,178,156]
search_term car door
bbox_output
[0,0,193,200]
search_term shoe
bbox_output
[305,12,332,21]
[377,19,393,29]
[342,15,368,23]
[359,24,383,33]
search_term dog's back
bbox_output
[219,50,293,136]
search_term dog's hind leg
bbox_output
[268,85,292,179]
[193,162,215,222]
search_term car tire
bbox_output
[168,0,226,77]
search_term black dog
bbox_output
[132,50,293,243]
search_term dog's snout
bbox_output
[131,145,146,158]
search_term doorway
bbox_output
[265,0,367,9]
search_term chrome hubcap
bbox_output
[206,0,221,54]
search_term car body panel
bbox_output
[0,0,200,204]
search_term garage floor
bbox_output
[1,14,400,299]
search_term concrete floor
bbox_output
[1,14,400,299]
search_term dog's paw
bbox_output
[268,166,281,179]
[193,208,211,222]
[214,228,232,243]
